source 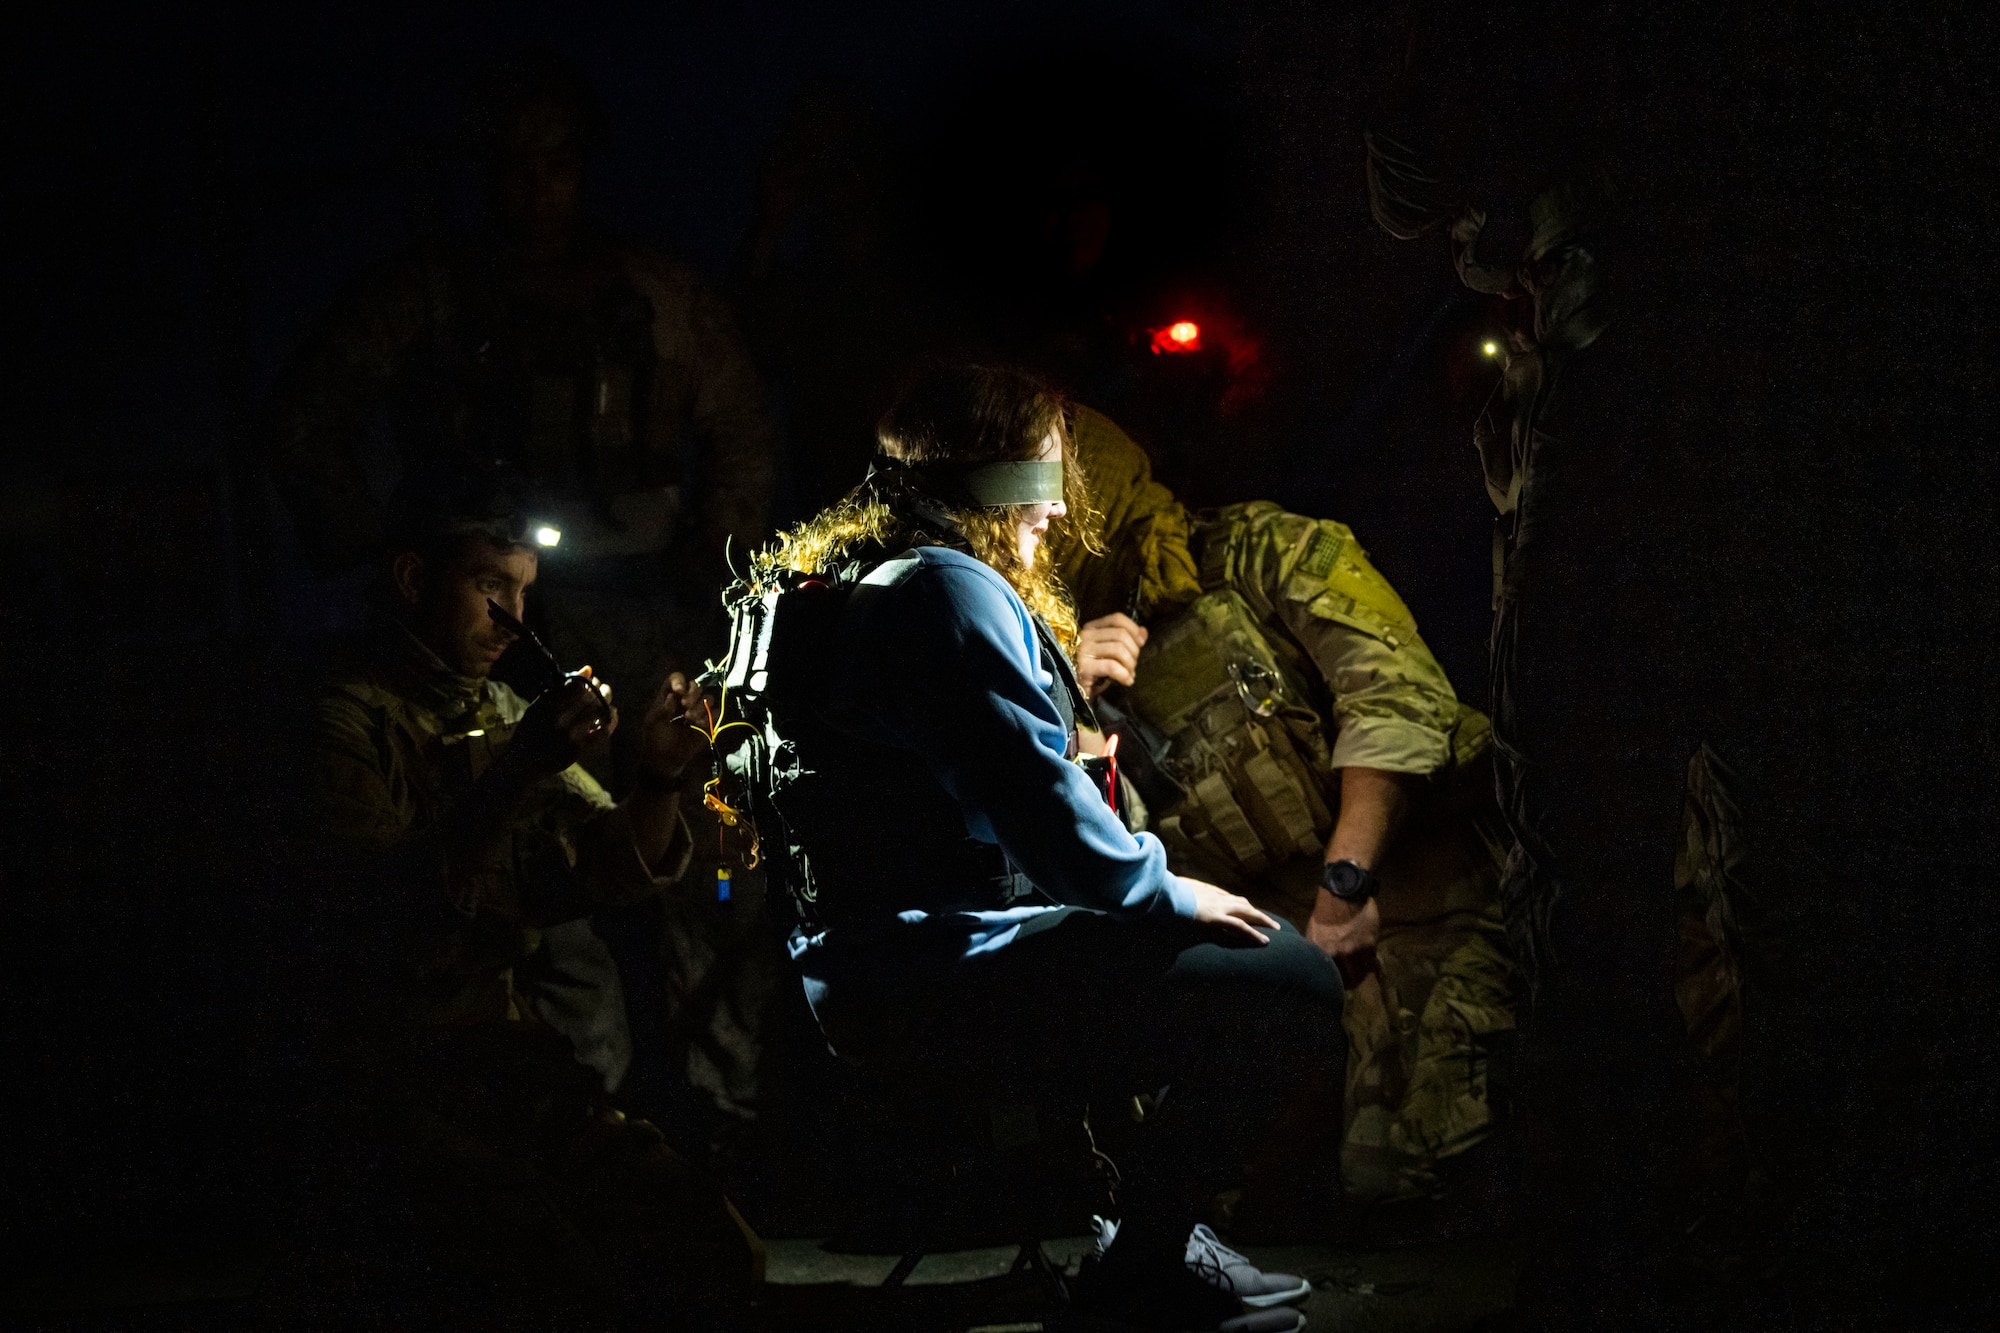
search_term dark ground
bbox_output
[5,1234,1525,1331]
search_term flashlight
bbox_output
[1481,340,1500,358]
[534,525,562,547]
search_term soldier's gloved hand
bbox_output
[1181,876,1279,946]
[511,669,617,776]
[1076,613,1149,700]
[638,671,710,783]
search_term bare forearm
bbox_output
[1323,766,1418,869]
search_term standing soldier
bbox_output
[1361,3,1775,1317]
[1049,407,1515,1224]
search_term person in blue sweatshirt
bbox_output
[744,364,1338,1332]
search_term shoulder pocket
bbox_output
[1293,534,1420,650]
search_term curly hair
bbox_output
[756,365,1102,649]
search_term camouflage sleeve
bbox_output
[542,763,696,909]
[1254,513,1460,776]
[265,257,433,575]
[309,688,450,905]
[314,686,689,918]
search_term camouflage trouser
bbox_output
[1671,740,1798,1239]
[656,864,789,1128]
[1235,761,1516,1206]
[533,563,782,1139]
[1339,900,1514,1202]
[1339,766,1514,1203]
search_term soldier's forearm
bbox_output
[626,787,683,870]
[1324,766,1418,870]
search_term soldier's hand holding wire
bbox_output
[638,672,710,783]
[1075,613,1149,700]
[512,668,617,775]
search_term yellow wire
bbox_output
[679,606,749,744]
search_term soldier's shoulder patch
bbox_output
[1299,526,1347,579]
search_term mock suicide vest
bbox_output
[711,549,1087,936]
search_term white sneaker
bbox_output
[1087,1217,1312,1312]
[1184,1223,1312,1310]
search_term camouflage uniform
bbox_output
[310,621,757,1323]
[1055,411,1515,1205]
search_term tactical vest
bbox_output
[1119,584,1338,881]
[712,551,1087,935]
[1113,502,1482,883]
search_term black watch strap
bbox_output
[1323,858,1378,903]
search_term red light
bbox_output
[1149,320,1203,354]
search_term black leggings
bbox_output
[894,908,1344,1234]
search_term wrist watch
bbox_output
[1322,859,1378,904]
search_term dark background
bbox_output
[4,1,1998,1325]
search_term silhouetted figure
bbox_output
[1366,2,1738,1321]
[268,53,771,595]
[734,82,961,518]
[267,50,781,1176]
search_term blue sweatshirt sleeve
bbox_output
[849,551,1195,921]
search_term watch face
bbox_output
[1325,859,1372,900]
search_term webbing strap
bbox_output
[1240,747,1325,858]
[1193,771,1267,867]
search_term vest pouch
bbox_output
[1128,590,1334,878]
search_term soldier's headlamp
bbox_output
[436,513,561,551]
[384,462,565,560]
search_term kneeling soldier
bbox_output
[308,467,758,1327]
